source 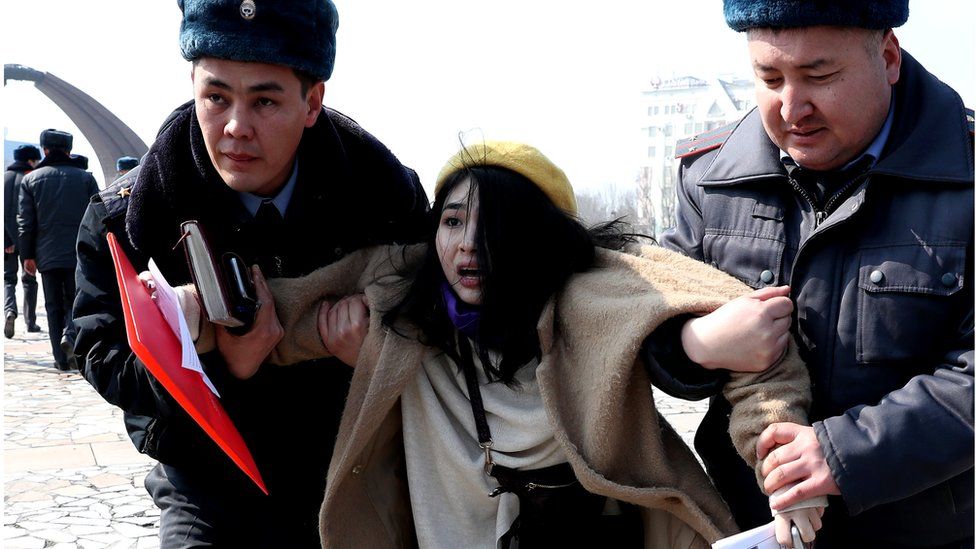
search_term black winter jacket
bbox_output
[72,102,429,543]
[660,51,974,546]
[18,152,98,271]
[5,161,32,250]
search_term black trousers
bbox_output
[39,267,75,366]
[4,251,38,325]
[145,463,321,548]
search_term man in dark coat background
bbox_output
[18,130,99,369]
[71,0,428,547]
[5,144,42,338]
[655,1,973,547]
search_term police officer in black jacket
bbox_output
[71,1,428,546]
[19,130,99,369]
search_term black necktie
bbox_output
[254,200,284,230]
[253,201,285,276]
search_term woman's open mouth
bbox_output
[457,266,482,288]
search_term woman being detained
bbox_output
[187,141,819,547]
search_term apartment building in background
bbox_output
[637,76,754,237]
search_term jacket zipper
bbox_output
[787,173,869,228]
[786,172,870,396]
[526,480,578,491]
[786,176,824,225]
[821,174,869,224]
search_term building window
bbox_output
[653,106,659,115]
[684,122,693,134]
[665,145,674,158]
[695,122,703,133]
[648,146,656,157]
[648,127,658,137]
[664,124,673,137]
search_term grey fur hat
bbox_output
[724,0,909,31]
[178,0,339,81]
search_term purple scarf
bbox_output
[441,281,481,341]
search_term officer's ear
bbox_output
[304,81,325,128]
[881,29,901,86]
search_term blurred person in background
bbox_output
[5,143,42,337]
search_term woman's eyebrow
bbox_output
[443,202,468,211]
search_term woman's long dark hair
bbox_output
[383,165,636,385]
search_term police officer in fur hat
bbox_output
[4,144,42,338]
[653,1,974,546]
[72,1,428,546]
[115,156,139,177]
[19,130,98,370]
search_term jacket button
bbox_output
[334,247,343,258]
[760,270,774,284]
[870,270,884,284]
[942,272,957,287]
[351,465,363,475]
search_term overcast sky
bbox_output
[3,1,973,193]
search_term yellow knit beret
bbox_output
[434,141,578,216]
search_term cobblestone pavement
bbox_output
[4,295,159,549]
[3,289,707,548]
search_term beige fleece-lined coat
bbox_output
[243,244,812,548]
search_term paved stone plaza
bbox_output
[4,311,159,549]
[3,291,708,548]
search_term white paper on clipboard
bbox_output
[147,259,220,397]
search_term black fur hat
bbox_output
[13,144,41,162]
[39,129,73,151]
[724,0,909,31]
[178,0,339,81]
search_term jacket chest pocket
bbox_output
[701,194,788,288]
[856,244,966,364]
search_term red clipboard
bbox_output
[106,232,268,495]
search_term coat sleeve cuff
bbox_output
[814,418,862,515]
[642,314,728,400]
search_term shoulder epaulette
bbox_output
[97,168,139,223]
[966,108,974,135]
[675,121,737,159]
